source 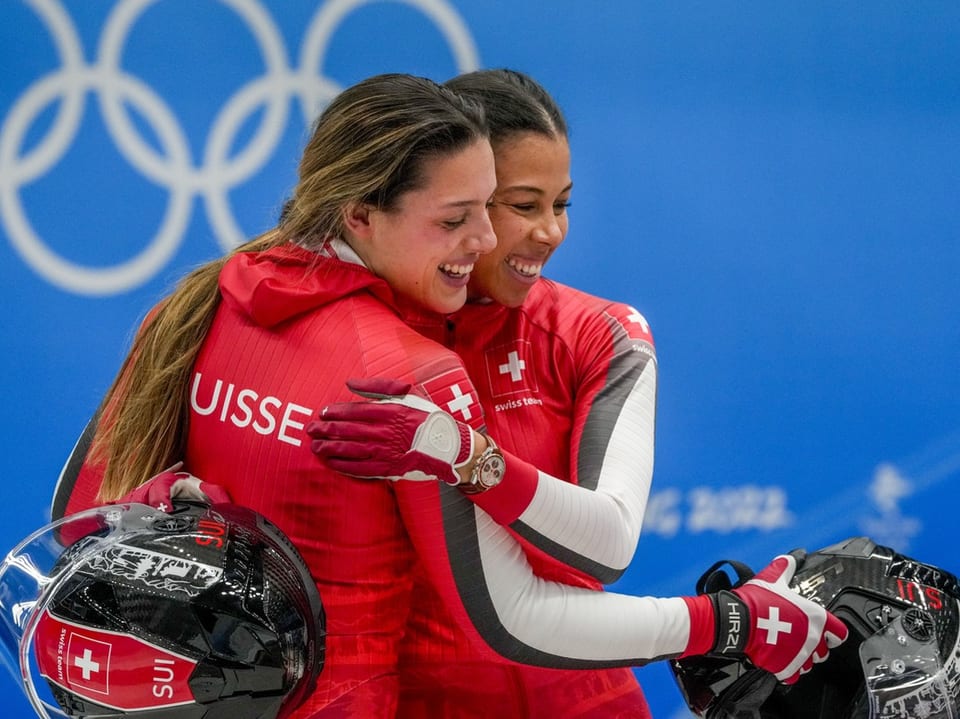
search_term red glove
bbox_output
[306,378,475,486]
[114,463,232,512]
[691,554,848,683]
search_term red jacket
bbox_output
[54,244,689,719]
[396,280,658,718]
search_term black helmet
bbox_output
[0,501,324,719]
[670,536,960,719]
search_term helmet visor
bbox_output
[0,504,167,718]
[860,604,957,719]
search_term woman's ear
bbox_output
[342,201,374,240]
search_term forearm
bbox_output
[469,505,690,667]
[464,359,656,583]
[397,480,692,669]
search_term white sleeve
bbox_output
[512,358,656,582]
[470,502,690,666]
[396,449,693,669]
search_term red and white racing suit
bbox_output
[53,245,693,719]
[396,280,658,717]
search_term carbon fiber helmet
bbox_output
[670,536,960,719]
[0,502,324,719]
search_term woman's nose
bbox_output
[470,212,498,254]
[534,213,564,246]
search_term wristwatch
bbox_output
[459,436,505,495]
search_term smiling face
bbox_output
[470,132,572,308]
[349,138,498,314]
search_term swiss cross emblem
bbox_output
[485,340,537,399]
[757,607,793,644]
[609,306,653,344]
[67,634,111,694]
[421,368,482,428]
[35,610,199,711]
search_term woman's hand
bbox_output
[114,462,232,511]
[307,378,479,486]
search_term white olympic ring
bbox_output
[0,0,479,295]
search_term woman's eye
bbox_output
[510,203,536,212]
[442,217,467,229]
[553,201,572,215]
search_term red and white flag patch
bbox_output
[420,367,483,428]
[608,305,654,344]
[35,610,197,711]
[484,340,537,399]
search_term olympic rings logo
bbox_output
[0,0,479,295]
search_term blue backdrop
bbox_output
[2,2,958,717]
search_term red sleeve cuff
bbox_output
[681,594,716,657]
[466,448,538,525]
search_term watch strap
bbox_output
[459,436,502,495]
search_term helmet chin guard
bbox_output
[671,536,960,719]
[0,502,324,719]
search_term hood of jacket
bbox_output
[219,241,398,328]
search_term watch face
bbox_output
[479,453,505,488]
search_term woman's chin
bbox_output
[494,273,539,308]
[428,285,468,314]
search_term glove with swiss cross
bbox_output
[306,377,475,486]
[114,462,232,512]
[684,554,848,684]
